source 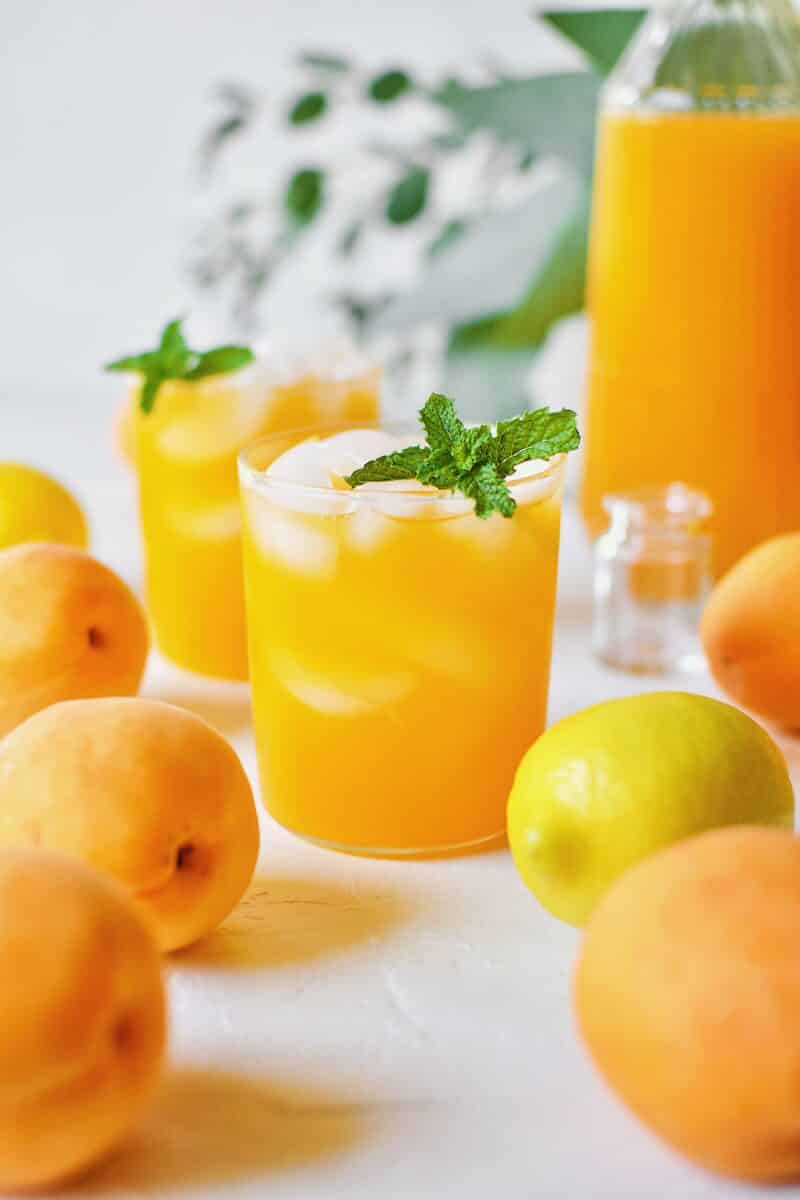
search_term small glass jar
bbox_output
[593,483,712,674]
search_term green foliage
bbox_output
[347,392,579,519]
[192,8,651,389]
[289,91,328,124]
[541,9,647,75]
[286,167,325,224]
[386,166,430,224]
[434,73,601,173]
[298,51,350,73]
[368,69,413,102]
[452,193,591,350]
[104,319,254,413]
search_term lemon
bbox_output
[507,691,794,926]
[0,464,89,550]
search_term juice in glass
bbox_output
[134,361,380,680]
[582,110,800,577]
[239,426,565,855]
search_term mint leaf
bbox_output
[104,319,254,413]
[492,408,580,473]
[185,345,255,380]
[344,392,579,519]
[105,352,157,373]
[419,393,465,452]
[462,462,516,519]
[346,445,431,486]
[140,368,165,416]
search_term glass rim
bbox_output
[238,420,567,510]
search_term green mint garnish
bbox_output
[104,318,255,414]
[345,393,580,520]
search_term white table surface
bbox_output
[9,417,800,1200]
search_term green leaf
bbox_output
[139,369,165,415]
[104,320,255,414]
[419,392,465,452]
[159,317,188,357]
[338,221,363,257]
[286,167,325,225]
[185,345,255,380]
[541,9,647,76]
[373,168,582,334]
[451,193,590,350]
[345,391,579,518]
[461,463,516,520]
[104,352,156,373]
[346,444,431,486]
[433,72,600,174]
[289,91,328,124]
[427,218,468,258]
[368,69,413,102]
[386,166,430,224]
[491,408,580,473]
[299,51,350,73]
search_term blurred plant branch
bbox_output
[188,9,646,410]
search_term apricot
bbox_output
[575,827,800,1182]
[0,698,260,951]
[701,533,800,729]
[0,462,89,550]
[0,543,148,739]
[0,848,165,1192]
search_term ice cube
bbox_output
[270,648,414,716]
[266,438,328,487]
[264,438,354,515]
[344,505,397,553]
[321,430,400,481]
[156,384,270,461]
[245,497,338,577]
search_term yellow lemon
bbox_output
[0,463,88,549]
[507,691,794,926]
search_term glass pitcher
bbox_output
[580,0,800,577]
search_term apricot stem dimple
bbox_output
[112,1015,136,1053]
[87,626,105,650]
[176,843,195,871]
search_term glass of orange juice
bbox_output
[133,351,380,680]
[239,422,567,855]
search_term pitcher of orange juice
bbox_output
[581,0,800,577]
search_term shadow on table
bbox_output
[173,874,412,971]
[81,1067,368,1193]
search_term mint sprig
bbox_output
[345,393,580,519]
[104,318,255,414]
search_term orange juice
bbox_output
[240,428,565,855]
[135,367,379,680]
[581,111,800,576]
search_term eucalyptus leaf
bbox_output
[338,221,364,257]
[368,69,413,102]
[433,72,600,174]
[372,166,583,333]
[540,9,647,75]
[289,91,328,124]
[299,51,350,73]
[427,218,468,258]
[386,166,430,224]
[452,192,590,350]
[286,167,325,224]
